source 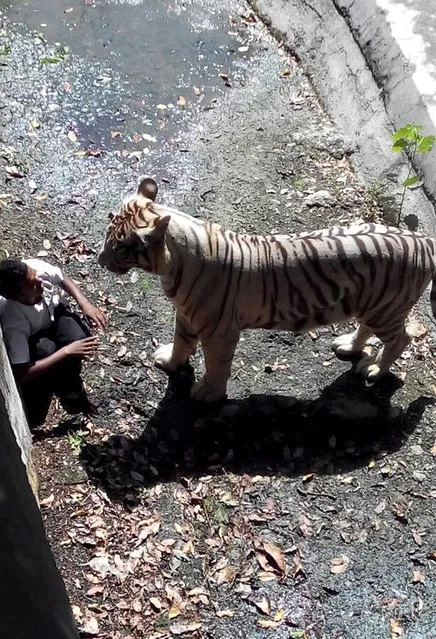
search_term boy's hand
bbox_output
[81,302,108,331]
[64,336,99,358]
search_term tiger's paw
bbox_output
[190,377,227,403]
[332,334,364,360]
[354,358,382,382]
[153,343,182,372]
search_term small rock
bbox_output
[305,190,336,207]
[412,470,426,483]
[410,444,423,456]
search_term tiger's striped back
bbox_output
[157,217,436,337]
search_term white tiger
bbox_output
[98,177,436,401]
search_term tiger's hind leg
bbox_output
[332,324,373,361]
[191,332,240,402]
[153,312,198,372]
[355,321,411,382]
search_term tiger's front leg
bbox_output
[191,331,240,402]
[153,312,198,372]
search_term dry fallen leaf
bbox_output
[215,564,236,585]
[257,619,280,629]
[392,499,408,524]
[81,615,99,635]
[280,68,291,77]
[86,585,104,597]
[88,555,111,576]
[142,133,157,143]
[137,517,161,541]
[177,95,186,107]
[39,493,54,507]
[149,597,163,611]
[218,72,232,87]
[408,321,427,339]
[74,148,103,158]
[262,541,286,573]
[71,605,82,621]
[390,619,404,638]
[5,166,24,178]
[340,476,354,485]
[169,620,202,635]
[168,603,182,619]
[216,609,234,618]
[412,570,425,584]
[250,596,270,616]
[258,571,278,582]
[412,529,423,546]
[330,555,350,574]
[67,131,77,143]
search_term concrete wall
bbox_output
[0,330,79,639]
[335,0,436,206]
[248,0,436,237]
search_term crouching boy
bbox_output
[0,257,107,427]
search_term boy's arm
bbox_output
[13,338,96,382]
[60,275,107,330]
[12,337,98,382]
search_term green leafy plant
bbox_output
[68,430,86,456]
[391,124,435,224]
[0,44,10,56]
[139,275,151,292]
[40,44,70,65]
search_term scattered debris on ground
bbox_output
[1,3,436,638]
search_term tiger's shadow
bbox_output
[80,368,433,504]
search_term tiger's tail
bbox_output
[432,271,436,318]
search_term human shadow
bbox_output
[80,367,434,504]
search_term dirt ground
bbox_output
[1,3,436,639]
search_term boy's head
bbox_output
[0,258,44,304]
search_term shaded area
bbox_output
[80,369,432,501]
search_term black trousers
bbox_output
[19,304,91,427]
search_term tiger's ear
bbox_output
[153,215,170,237]
[137,177,158,201]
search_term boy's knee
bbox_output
[33,337,56,359]
[56,315,90,344]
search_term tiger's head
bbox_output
[98,177,171,275]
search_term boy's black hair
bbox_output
[0,258,28,298]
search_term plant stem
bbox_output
[397,142,416,226]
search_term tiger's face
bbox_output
[98,178,170,275]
